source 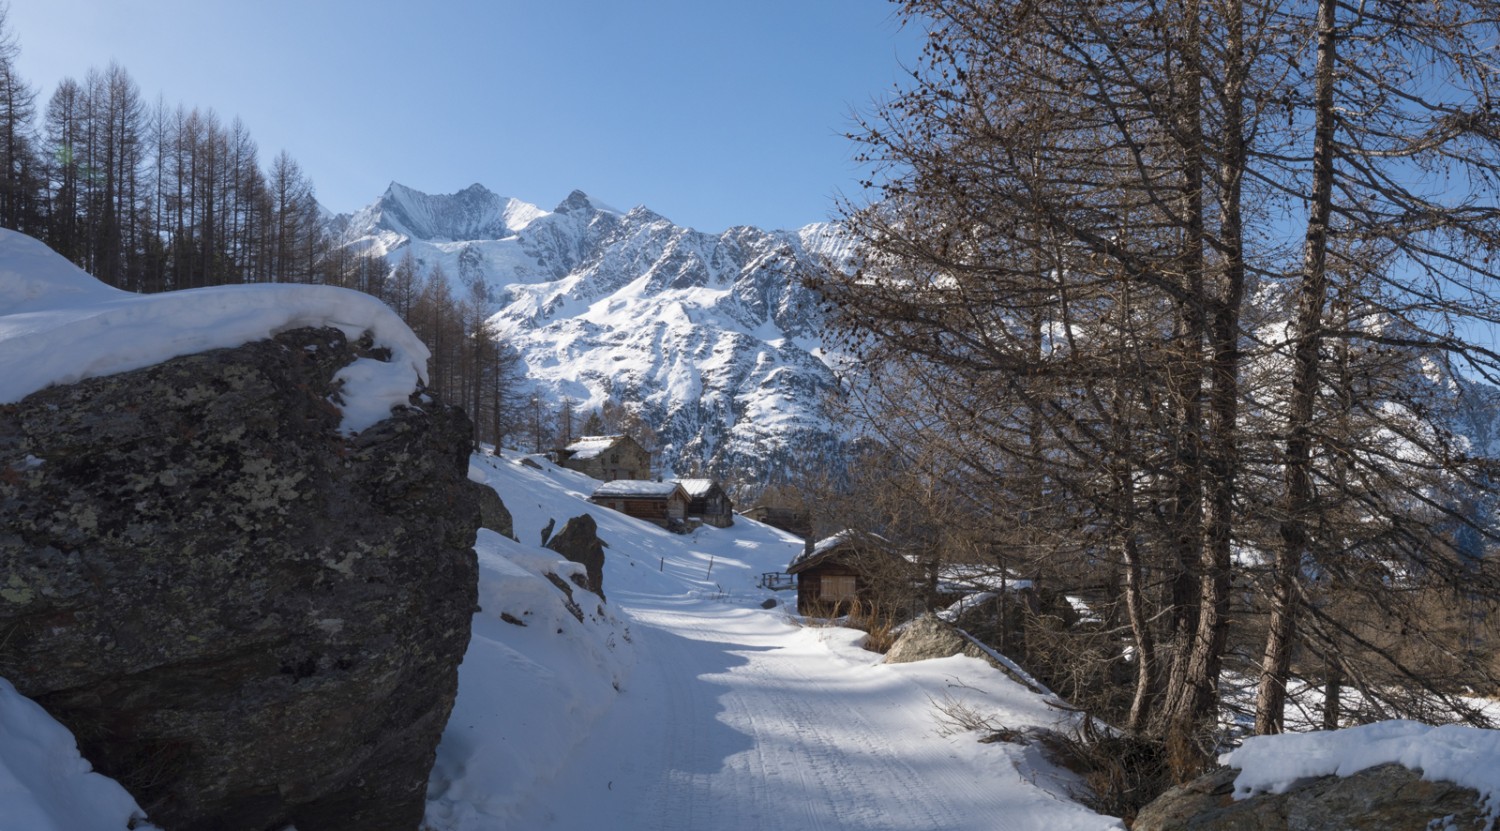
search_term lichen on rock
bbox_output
[0,326,482,831]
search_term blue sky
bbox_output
[10,0,922,232]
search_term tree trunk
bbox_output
[1257,0,1338,736]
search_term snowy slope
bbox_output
[335,183,854,481]
[426,450,1125,830]
[13,446,1500,829]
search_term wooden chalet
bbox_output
[588,480,690,530]
[557,435,652,481]
[785,530,911,616]
[674,478,734,528]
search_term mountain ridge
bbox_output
[332,182,853,485]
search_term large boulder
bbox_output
[885,614,972,664]
[475,483,515,540]
[1134,763,1488,830]
[545,513,606,600]
[886,613,1011,667]
[0,326,481,831]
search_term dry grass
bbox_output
[927,691,1176,823]
[846,598,900,653]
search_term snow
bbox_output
[1226,720,1500,818]
[13,227,1500,829]
[0,228,428,435]
[0,678,158,831]
[431,450,1124,830]
[788,529,863,571]
[934,564,1032,595]
[673,478,716,497]
[590,479,685,498]
[430,456,1500,830]
[338,182,850,475]
[562,435,625,460]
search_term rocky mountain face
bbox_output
[0,326,481,831]
[336,182,857,485]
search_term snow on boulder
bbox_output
[0,228,428,434]
[1,293,482,827]
[1135,720,1500,830]
[0,677,158,831]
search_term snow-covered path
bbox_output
[424,452,1122,831]
[507,593,1119,831]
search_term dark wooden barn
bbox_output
[785,531,910,616]
[674,478,734,528]
[588,480,690,530]
[742,504,811,539]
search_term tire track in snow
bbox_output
[713,635,968,831]
[636,606,972,831]
[513,600,1116,831]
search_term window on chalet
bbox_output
[820,575,856,603]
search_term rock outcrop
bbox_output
[885,613,1014,668]
[884,614,974,664]
[1134,763,1489,830]
[475,482,515,540]
[0,326,481,831]
[545,513,607,600]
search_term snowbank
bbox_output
[424,528,631,829]
[0,229,428,434]
[0,678,157,831]
[1226,720,1500,817]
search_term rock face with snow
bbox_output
[545,513,608,600]
[476,482,515,540]
[1134,763,1488,830]
[337,182,856,482]
[0,326,481,831]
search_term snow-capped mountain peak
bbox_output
[348,181,546,249]
[335,183,854,483]
[553,189,622,217]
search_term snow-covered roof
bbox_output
[787,529,875,572]
[564,435,627,460]
[590,480,685,499]
[674,478,717,497]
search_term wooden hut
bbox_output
[588,480,690,530]
[557,435,651,481]
[674,478,734,528]
[785,531,911,616]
